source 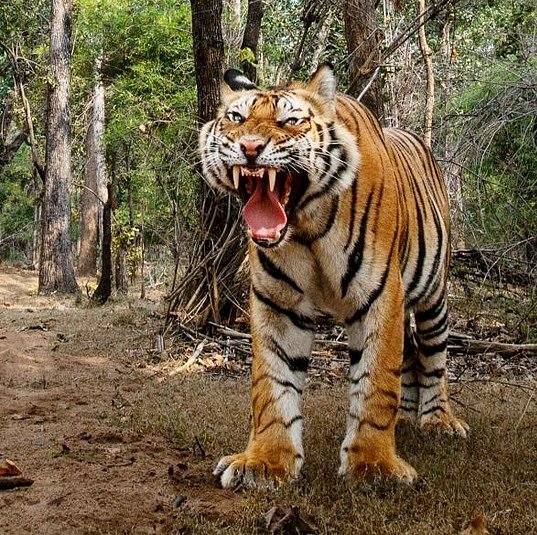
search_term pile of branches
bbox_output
[165,193,249,329]
[452,246,536,287]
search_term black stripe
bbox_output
[415,293,446,324]
[363,389,399,404]
[349,348,364,366]
[350,371,370,385]
[268,336,310,373]
[419,393,441,409]
[418,311,449,340]
[270,375,303,394]
[420,405,447,417]
[357,418,393,432]
[252,286,314,331]
[346,234,397,325]
[344,179,359,251]
[292,196,338,245]
[405,187,427,297]
[257,250,303,294]
[420,367,445,378]
[284,415,303,428]
[257,415,303,436]
[341,190,375,297]
[420,340,447,357]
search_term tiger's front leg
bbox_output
[340,278,417,483]
[214,287,315,489]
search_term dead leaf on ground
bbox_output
[261,505,318,534]
[460,515,490,535]
[0,459,22,477]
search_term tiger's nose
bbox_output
[240,139,266,162]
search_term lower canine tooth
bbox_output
[268,168,276,192]
[232,166,240,189]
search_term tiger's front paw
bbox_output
[340,448,418,484]
[214,449,301,490]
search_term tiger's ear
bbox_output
[305,63,337,103]
[221,69,257,104]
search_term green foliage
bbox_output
[0,148,34,260]
[450,60,537,262]
[239,47,257,67]
[112,220,142,279]
[73,0,198,249]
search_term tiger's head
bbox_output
[199,64,360,248]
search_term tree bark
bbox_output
[240,0,264,82]
[343,0,385,122]
[417,0,434,147]
[93,183,115,304]
[39,0,78,294]
[191,0,224,125]
[78,55,107,277]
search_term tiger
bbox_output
[199,63,469,489]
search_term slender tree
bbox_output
[417,0,435,147]
[78,55,107,277]
[240,0,264,82]
[39,0,78,294]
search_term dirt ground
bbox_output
[0,267,536,535]
[0,267,238,534]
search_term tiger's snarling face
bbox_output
[199,65,359,247]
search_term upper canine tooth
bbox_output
[268,168,276,192]
[233,166,240,189]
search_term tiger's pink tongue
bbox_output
[243,180,287,240]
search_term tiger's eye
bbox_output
[227,111,244,123]
[285,117,301,126]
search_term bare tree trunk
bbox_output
[0,92,27,171]
[31,167,43,270]
[93,183,115,304]
[437,4,465,248]
[240,0,264,82]
[417,0,434,147]
[191,0,224,124]
[343,0,385,122]
[115,246,128,294]
[39,0,78,294]
[78,55,107,277]
[288,0,328,79]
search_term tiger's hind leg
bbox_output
[414,288,469,437]
[340,278,417,483]
[398,317,419,425]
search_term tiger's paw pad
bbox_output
[214,453,296,490]
[340,454,418,484]
[419,412,469,438]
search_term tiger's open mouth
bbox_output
[228,165,303,247]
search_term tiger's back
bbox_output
[200,65,468,490]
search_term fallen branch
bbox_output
[0,477,34,490]
[168,339,206,376]
[448,336,537,357]
[173,323,537,362]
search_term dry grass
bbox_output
[121,372,537,534]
